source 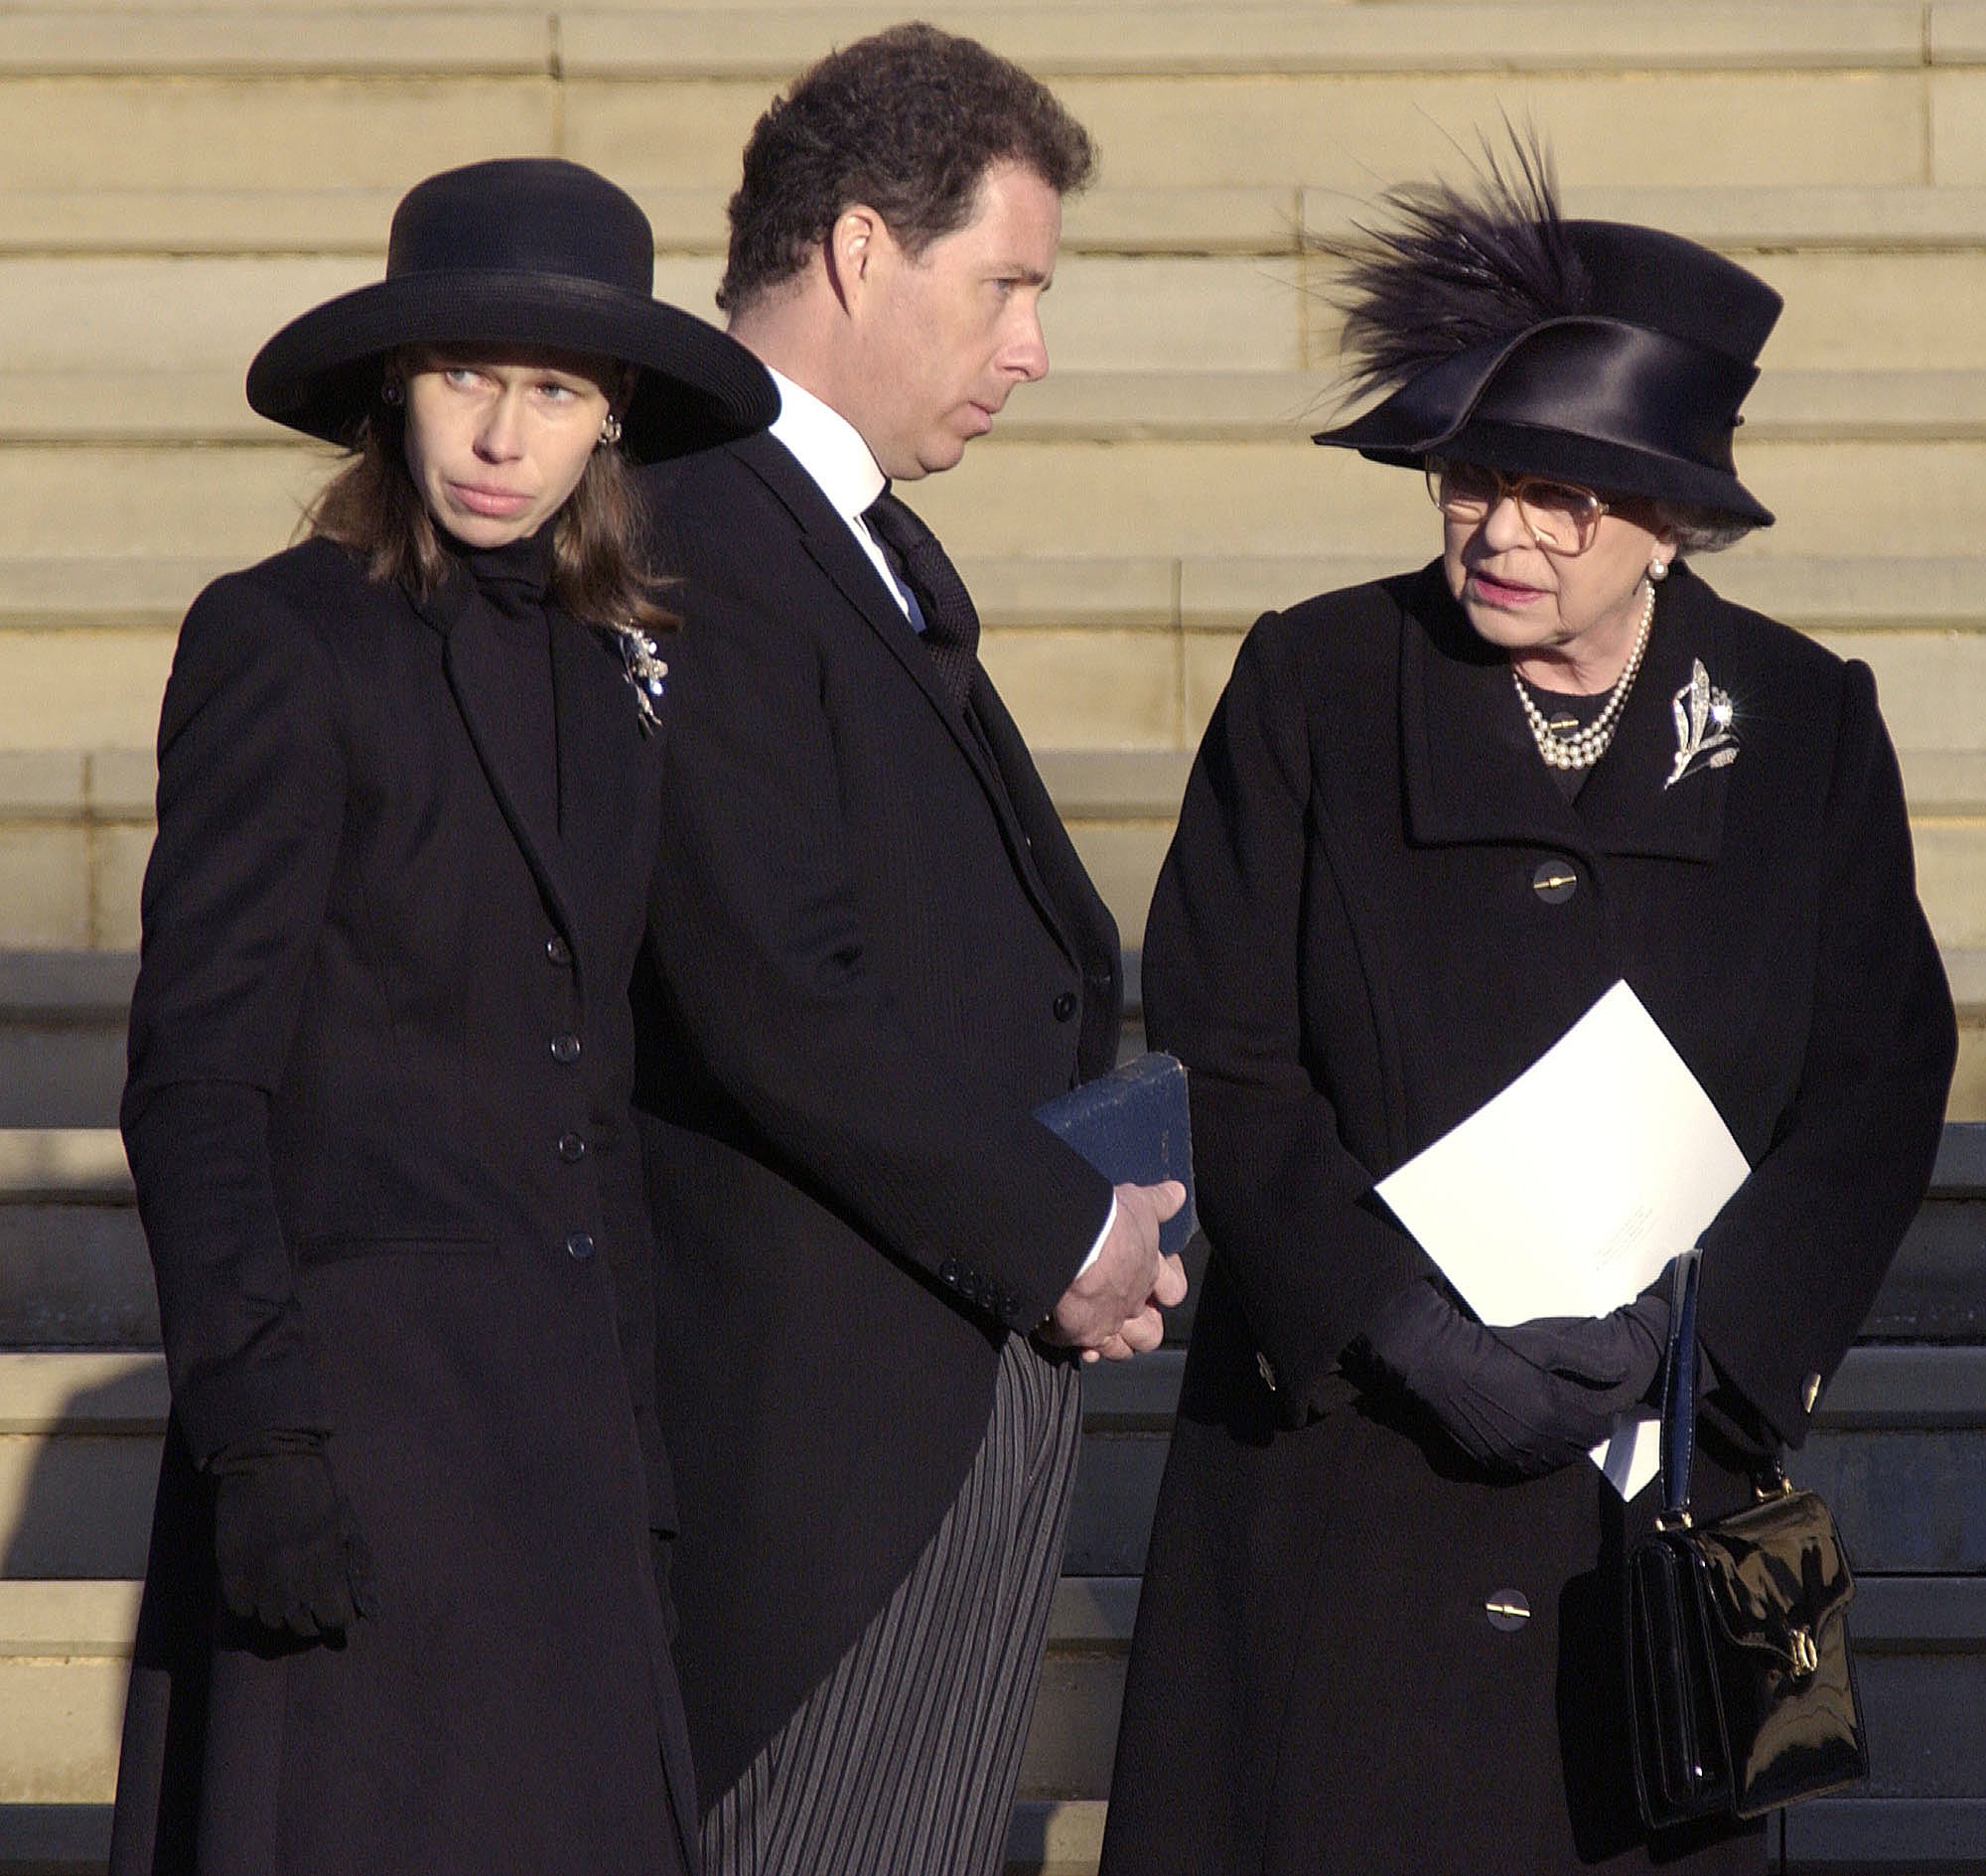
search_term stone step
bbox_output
[0,0,1949,22]
[0,959,134,1129]
[14,434,1986,566]
[11,237,1986,379]
[0,1797,1114,1876]
[926,437,1986,565]
[0,3,1971,101]
[0,1803,1108,1876]
[23,180,1986,263]
[0,1562,1980,1806]
[4,31,1986,205]
[22,798,1970,963]
[0,1573,1129,1807]
[1071,1340,1986,1577]
[24,550,1986,635]
[3,1798,1961,1876]
[5,1305,1982,1574]
[5,600,1980,755]
[0,5,1948,84]
[21,364,1986,446]
[0,1802,1119,1876]
[5,556,1983,761]
[0,1142,154,1356]
[2,938,1978,1138]
[2,227,1986,379]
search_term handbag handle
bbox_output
[1657,1246,1704,1526]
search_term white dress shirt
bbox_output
[762,367,1116,1281]
[767,368,920,626]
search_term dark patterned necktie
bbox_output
[862,489,980,710]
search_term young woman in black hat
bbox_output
[1100,148,1955,1874]
[108,158,775,1876]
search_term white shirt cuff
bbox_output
[1074,1194,1116,1279]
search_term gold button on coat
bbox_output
[1531,861,1578,904]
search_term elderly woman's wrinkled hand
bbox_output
[1353,1278,1662,1478]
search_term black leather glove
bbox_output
[1354,1279,1658,1478]
[209,1431,377,1639]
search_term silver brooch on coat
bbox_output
[1664,658,1738,789]
[616,628,669,735]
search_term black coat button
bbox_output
[545,935,573,967]
[565,1231,595,1261]
[1531,861,1578,905]
[938,1258,961,1286]
[1053,991,1078,1022]
[550,1033,582,1064]
[557,1132,587,1163]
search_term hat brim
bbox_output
[246,270,777,462]
[1313,318,1774,527]
[1345,420,1775,528]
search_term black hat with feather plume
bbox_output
[1311,140,1780,525]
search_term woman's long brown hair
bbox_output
[307,400,677,639]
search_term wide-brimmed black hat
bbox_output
[1313,191,1781,526]
[246,158,776,461]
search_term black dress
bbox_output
[109,530,696,1876]
[1101,561,1955,1874]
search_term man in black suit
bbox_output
[634,23,1187,1876]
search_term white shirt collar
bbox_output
[767,367,887,523]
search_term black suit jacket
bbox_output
[635,431,1122,1803]
[112,537,695,1876]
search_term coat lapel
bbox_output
[549,608,660,962]
[1400,564,1586,855]
[411,571,587,961]
[734,433,1083,963]
[1573,562,1734,862]
[1400,559,1733,865]
[736,435,980,737]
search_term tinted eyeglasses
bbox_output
[1424,459,1610,556]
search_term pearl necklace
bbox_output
[1511,579,1655,772]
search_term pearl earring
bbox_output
[1648,556,1669,582]
[380,378,403,407]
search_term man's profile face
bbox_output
[847,161,1062,482]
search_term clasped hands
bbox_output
[1355,1272,1671,1478]
[1042,1180,1190,1364]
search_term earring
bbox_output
[600,413,623,447]
[1648,556,1668,582]
[380,378,403,407]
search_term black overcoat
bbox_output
[109,535,697,1876]
[632,433,1122,1805]
[1102,562,1955,1874]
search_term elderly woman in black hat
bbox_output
[108,159,774,1876]
[1100,152,1955,1874]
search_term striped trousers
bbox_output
[703,1332,1083,1876]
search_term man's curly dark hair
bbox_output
[717,22,1097,314]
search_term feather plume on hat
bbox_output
[1321,134,1593,405]
[1308,130,1781,528]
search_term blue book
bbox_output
[1035,1052,1198,1257]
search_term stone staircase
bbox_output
[0,1124,1982,1872]
[2,4,1985,1870]
[1,5,1983,1106]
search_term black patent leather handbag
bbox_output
[1626,1248,1868,1827]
